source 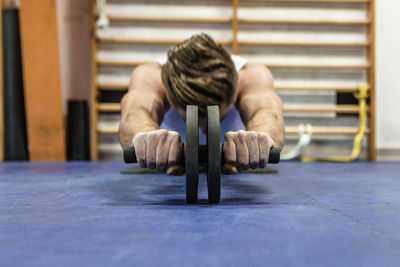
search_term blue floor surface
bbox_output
[0,161,399,266]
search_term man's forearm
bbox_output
[119,107,160,148]
[118,64,167,148]
[246,108,285,149]
[235,64,284,149]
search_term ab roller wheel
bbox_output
[123,105,281,204]
[207,106,221,203]
[185,106,199,204]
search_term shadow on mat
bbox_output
[147,197,272,206]
[143,177,273,206]
[120,164,278,175]
[91,165,276,206]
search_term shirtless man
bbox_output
[119,34,284,175]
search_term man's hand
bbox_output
[222,130,275,174]
[132,129,184,175]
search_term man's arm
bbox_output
[236,63,284,148]
[118,63,183,174]
[223,63,284,174]
[118,63,167,148]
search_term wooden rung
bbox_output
[238,40,370,47]
[107,15,232,23]
[97,126,370,135]
[96,82,367,93]
[97,37,368,47]
[97,103,369,114]
[98,103,121,112]
[239,18,370,25]
[97,126,118,134]
[97,59,370,69]
[284,104,369,113]
[285,126,370,135]
[276,85,367,92]
[105,15,370,25]
[98,37,232,45]
[97,59,149,66]
[268,63,370,69]
[97,82,128,90]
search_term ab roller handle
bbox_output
[122,105,280,204]
[123,145,280,165]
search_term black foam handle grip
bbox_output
[124,145,280,164]
[266,147,280,164]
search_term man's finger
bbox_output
[237,130,249,170]
[223,132,237,166]
[133,135,147,168]
[167,134,182,168]
[259,134,271,168]
[156,130,170,171]
[145,133,159,169]
[247,132,259,169]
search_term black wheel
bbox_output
[186,105,199,203]
[207,106,221,203]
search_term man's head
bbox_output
[161,33,238,122]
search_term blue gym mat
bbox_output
[0,161,399,266]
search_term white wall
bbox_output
[376,0,400,149]
[56,0,91,114]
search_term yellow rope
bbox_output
[301,84,369,162]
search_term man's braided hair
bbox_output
[161,33,238,117]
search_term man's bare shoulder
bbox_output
[237,63,274,98]
[124,63,170,111]
[129,63,166,95]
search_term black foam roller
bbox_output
[66,100,90,160]
[3,8,28,160]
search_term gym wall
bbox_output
[56,0,91,114]
[89,0,374,161]
[375,0,400,159]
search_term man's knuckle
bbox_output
[258,133,267,140]
[170,130,178,135]
[249,133,258,142]
[133,133,144,143]
[260,134,273,145]
[266,138,274,147]
[238,131,247,140]
[174,134,181,142]
[168,131,180,140]
[268,136,274,144]
[225,131,235,140]
[146,133,157,143]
